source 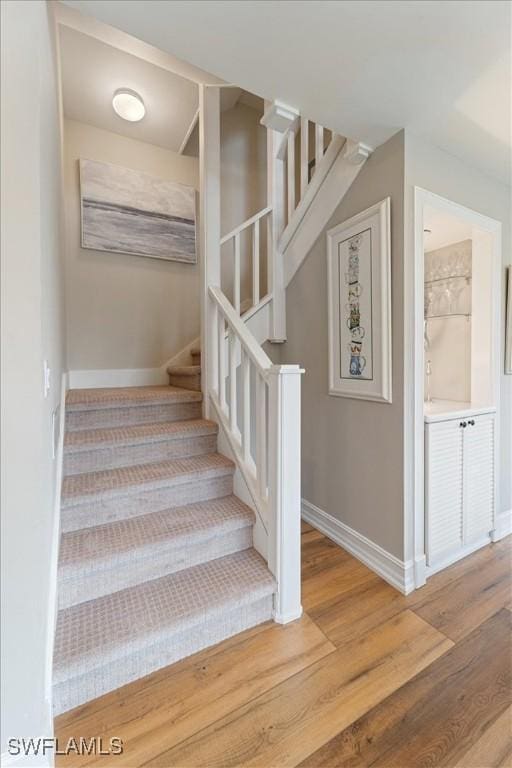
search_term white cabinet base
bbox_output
[425,533,491,578]
[425,410,495,574]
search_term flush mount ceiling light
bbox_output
[112,88,145,122]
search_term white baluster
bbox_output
[217,312,226,410]
[234,233,240,314]
[242,350,251,463]
[315,123,324,171]
[300,117,308,199]
[287,130,295,224]
[229,329,237,434]
[252,220,260,307]
[210,299,218,397]
[255,372,267,499]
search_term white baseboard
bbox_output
[492,509,512,542]
[68,367,168,389]
[414,554,427,588]
[301,498,415,595]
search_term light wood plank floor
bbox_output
[55,524,512,767]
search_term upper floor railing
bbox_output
[220,205,272,316]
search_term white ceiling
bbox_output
[59,25,199,152]
[62,0,511,184]
[424,206,474,251]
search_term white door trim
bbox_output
[410,188,502,588]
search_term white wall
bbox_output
[63,119,200,372]
[1,0,66,761]
[405,131,512,558]
[424,240,472,403]
[278,131,406,559]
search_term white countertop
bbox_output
[424,400,496,423]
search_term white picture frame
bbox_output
[327,197,392,402]
[506,266,512,374]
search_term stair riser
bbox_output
[63,434,217,476]
[59,526,253,609]
[191,352,201,365]
[168,374,201,391]
[66,401,202,432]
[61,475,234,532]
[53,594,273,715]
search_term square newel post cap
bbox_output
[261,101,300,133]
[268,364,305,376]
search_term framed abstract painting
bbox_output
[79,159,197,263]
[327,198,392,402]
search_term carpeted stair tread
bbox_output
[64,418,217,452]
[61,453,234,505]
[53,548,275,684]
[59,496,255,576]
[166,364,201,376]
[66,385,201,411]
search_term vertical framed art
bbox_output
[327,198,392,402]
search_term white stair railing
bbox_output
[220,206,272,316]
[263,107,346,341]
[208,286,303,622]
[200,90,368,624]
[275,118,344,248]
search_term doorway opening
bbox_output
[412,188,501,584]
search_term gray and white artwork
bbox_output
[79,159,197,263]
[338,229,373,381]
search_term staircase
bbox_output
[53,93,369,715]
[167,347,201,390]
[53,347,275,715]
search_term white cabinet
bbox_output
[463,413,495,543]
[425,411,495,569]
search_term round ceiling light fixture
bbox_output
[112,88,145,122]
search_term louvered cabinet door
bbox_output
[463,413,495,543]
[425,419,464,565]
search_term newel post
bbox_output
[199,84,221,418]
[267,364,304,623]
[266,127,287,343]
[262,100,298,343]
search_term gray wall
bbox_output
[220,102,268,306]
[279,131,406,559]
[1,0,65,755]
[279,127,510,565]
[404,132,512,531]
[63,119,200,371]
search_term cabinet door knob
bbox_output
[460,421,467,428]
[468,419,475,426]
